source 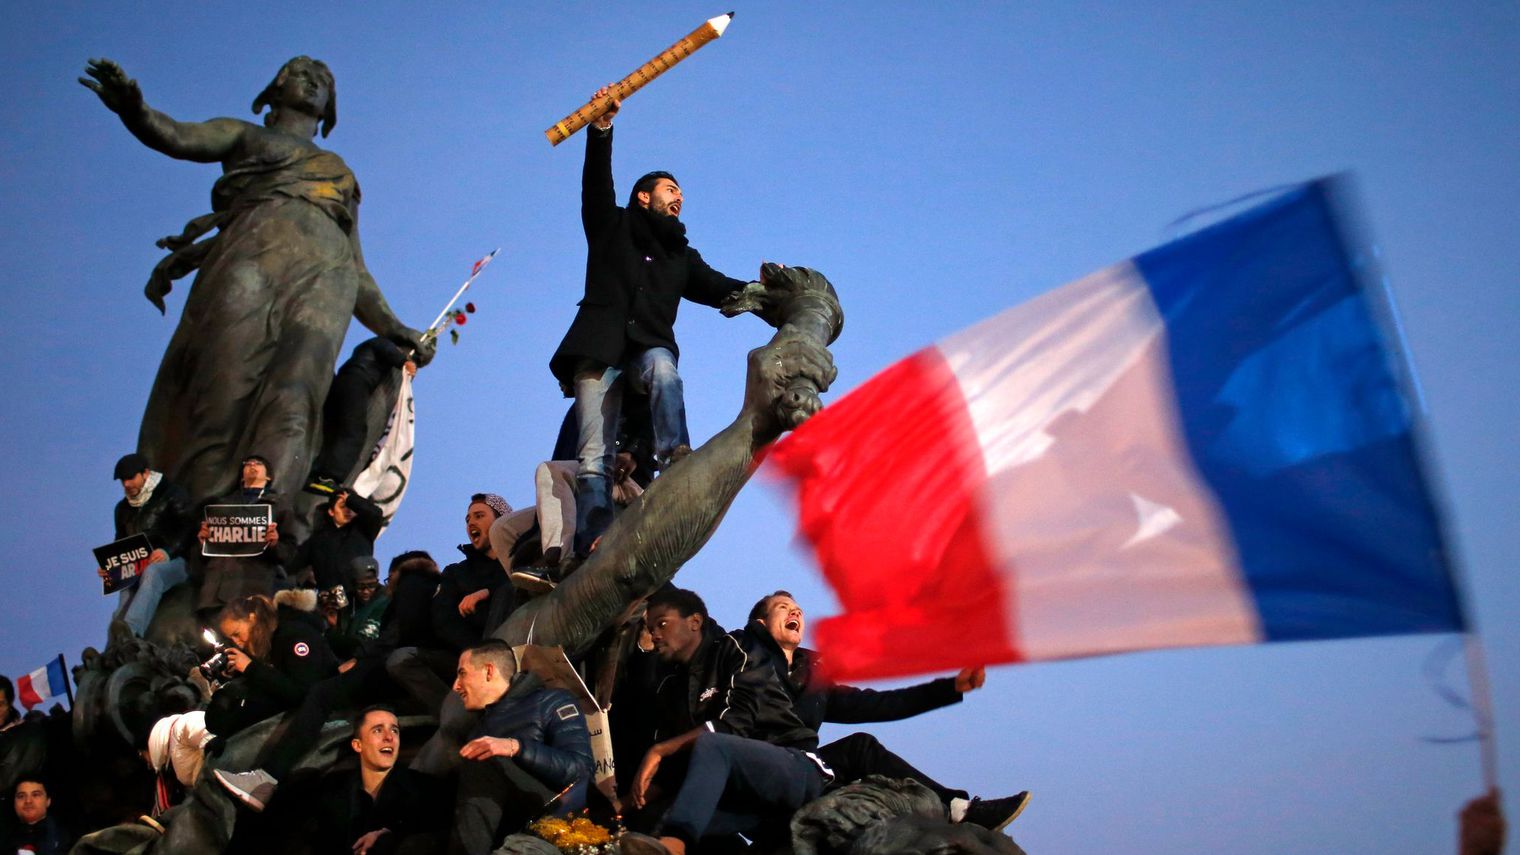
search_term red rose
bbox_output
[454,313,467,325]
[466,302,477,313]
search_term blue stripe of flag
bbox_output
[1134,178,1465,640]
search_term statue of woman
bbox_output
[80,57,433,506]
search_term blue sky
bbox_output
[2,3,1516,852]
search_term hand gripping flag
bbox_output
[17,655,70,710]
[768,178,1466,683]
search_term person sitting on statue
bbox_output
[307,336,419,497]
[212,555,435,813]
[194,455,297,621]
[742,591,1030,833]
[375,550,443,666]
[549,85,756,561]
[142,711,215,816]
[98,452,196,637]
[494,399,657,594]
[440,493,518,644]
[0,676,22,732]
[449,640,594,855]
[386,494,515,715]
[620,587,831,855]
[2,777,74,855]
[309,705,447,855]
[204,591,338,746]
[79,57,434,515]
[287,487,385,603]
[492,453,644,596]
[325,557,391,661]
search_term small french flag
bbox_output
[17,655,69,711]
[470,248,499,277]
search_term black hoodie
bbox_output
[432,544,512,652]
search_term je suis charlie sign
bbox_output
[93,534,154,595]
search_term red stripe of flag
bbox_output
[17,673,45,709]
[768,348,1022,682]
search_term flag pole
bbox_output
[1462,633,1499,791]
[58,654,74,710]
[422,249,500,342]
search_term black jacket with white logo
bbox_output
[654,620,818,750]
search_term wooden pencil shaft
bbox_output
[546,14,731,146]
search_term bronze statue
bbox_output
[497,263,842,656]
[79,57,433,510]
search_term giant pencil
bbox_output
[545,12,734,146]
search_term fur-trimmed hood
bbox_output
[274,587,318,613]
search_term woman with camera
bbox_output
[205,590,339,738]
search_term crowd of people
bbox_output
[2,86,1025,855]
[3,82,1505,855]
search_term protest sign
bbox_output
[514,644,614,786]
[201,504,272,558]
[93,533,154,595]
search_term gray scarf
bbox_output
[128,470,164,508]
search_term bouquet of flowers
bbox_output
[528,812,620,855]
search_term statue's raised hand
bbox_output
[744,335,837,443]
[397,326,437,368]
[79,58,143,116]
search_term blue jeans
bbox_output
[660,732,827,847]
[112,556,188,636]
[572,347,689,554]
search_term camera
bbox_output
[318,584,349,612]
[198,629,236,683]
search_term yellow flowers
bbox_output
[530,814,615,852]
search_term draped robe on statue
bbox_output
[138,129,369,507]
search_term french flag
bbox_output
[769,178,1466,683]
[16,655,69,711]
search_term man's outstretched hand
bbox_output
[955,666,987,693]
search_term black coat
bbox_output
[432,545,511,653]
[113,476,196,559]
[313,764,444,852]
[241,602,341,707]
[472,673,595,801]
[376,561,442,657]
[289,492,384,591]
[206,599,339,736]
[0,815,73,855]
[549,126,747,390]
[654,621,818,750]
[734,624,962,734]
[335,336,409,392]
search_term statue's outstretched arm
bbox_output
[80,58,242,163]
[498,265,842,654]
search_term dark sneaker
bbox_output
[303,476,340,497]
[214,768,278,812]
[510,568,557,595]
[962,791,1031,832]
